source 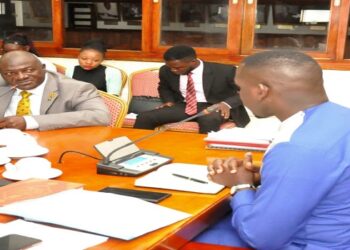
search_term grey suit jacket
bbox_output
[0,71,110,130]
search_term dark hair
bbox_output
[242,50,320,71]
[81,39,107,55]
[3,33,39,56]
[163,45,196,61]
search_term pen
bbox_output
[172,173,208,184]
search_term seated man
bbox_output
[0,51,110,131]
[195,50,350,249]
[134,45,249,133]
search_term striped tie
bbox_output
[16,91,32,116]
[185,72,197,115]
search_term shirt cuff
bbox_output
[230,189,255,209]
[221,101,232,109]
[23,116,39,130]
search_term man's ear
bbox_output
[257,83,269,100]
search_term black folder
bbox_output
[99,187,171,203]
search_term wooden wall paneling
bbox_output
[227,0,245,55]
[335,0,350,60]
[240,0,257,55]
[34,0,64,50]
[315,0,341,59]
[151,0,168,55]
[142,0,153,52]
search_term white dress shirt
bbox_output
[179,59,207,103]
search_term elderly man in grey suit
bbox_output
[0,51,110,131]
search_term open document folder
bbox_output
[135,163,224,194]
[204,127,275,151]
[0,189,190,240]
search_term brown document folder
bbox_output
[0,178,84,206]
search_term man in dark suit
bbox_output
[134,45,249,133]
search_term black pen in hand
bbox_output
[172,173,208,184]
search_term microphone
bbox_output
[96,104,220,174]
[101,103,219,163]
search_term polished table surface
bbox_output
[0,127,263,250]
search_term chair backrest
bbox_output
[119,68,128,89]
[127,67,162,114]
[98,90,128,127]
[53,63,66,74]
[130,67,160,97]
[103,64,128,90]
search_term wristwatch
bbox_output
[230,184,255,195]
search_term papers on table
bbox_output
[204,127,276,151]
[0,219,108,250]
[0,189,190,240]
[135,163,224,194]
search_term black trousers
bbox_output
[133,102,225,134]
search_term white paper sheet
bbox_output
[0,219,108,250]
[0,189,190,240]
[135,163,224,194]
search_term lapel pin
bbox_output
[48,92,57,101]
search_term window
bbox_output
[0,0,52,42]
[160,0,229,48]
[64,0,142,50]
[253,0,331,51]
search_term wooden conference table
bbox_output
[0,127,263,250]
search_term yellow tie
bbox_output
[16,91,32,116]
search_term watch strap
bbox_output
[230,183,255,195]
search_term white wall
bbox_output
[323,70,350,108]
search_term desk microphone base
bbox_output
[96,151,172,177]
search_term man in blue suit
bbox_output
[196,50,350,249]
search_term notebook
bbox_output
[135,163,224,194]
[204,127,274,151]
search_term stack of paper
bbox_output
[204,127,275,151]
[135,163,224,194]
[0,189,190,240]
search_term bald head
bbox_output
[235,50,328,121]
[0,50,45,90]
[0,50,41,67]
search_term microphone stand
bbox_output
[100,104,220,165]
[102,104,218,164]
